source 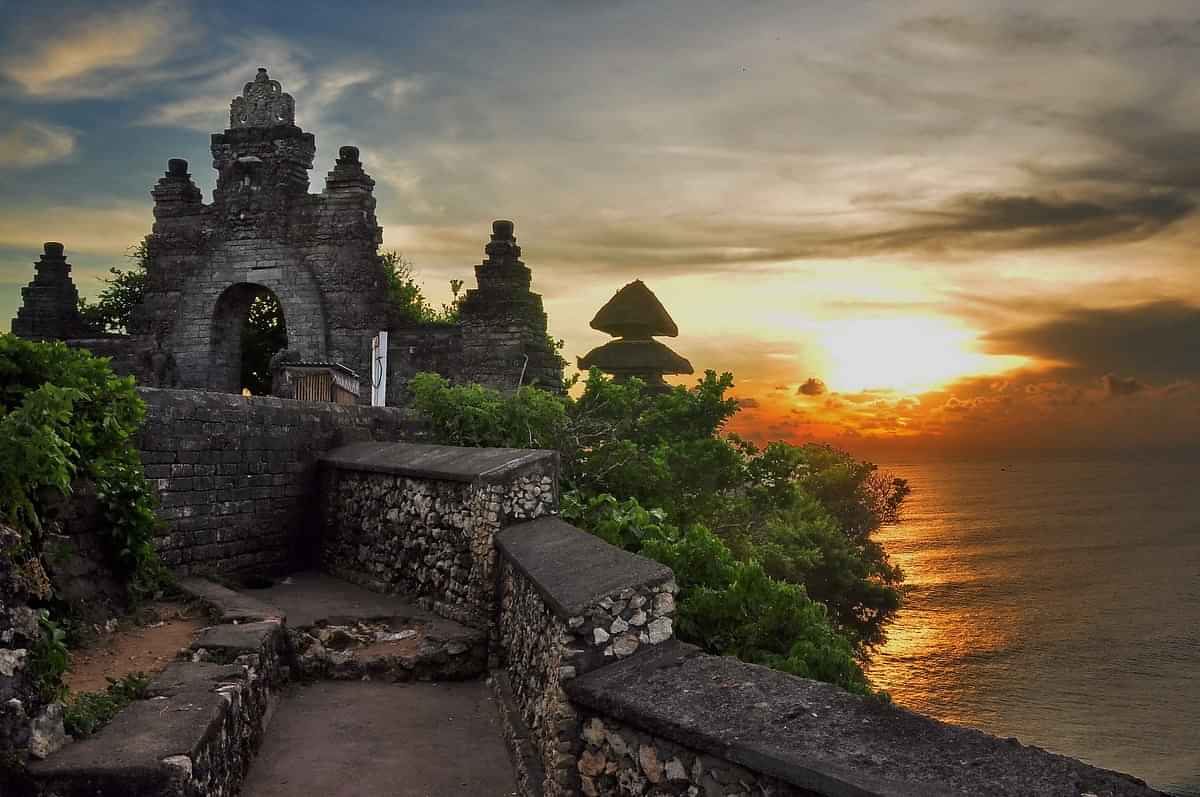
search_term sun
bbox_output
[816,317,1025,395]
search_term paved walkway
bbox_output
[241,680,519,797]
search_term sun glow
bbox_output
[816,318,1026,395]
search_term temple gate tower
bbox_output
[130,68,392,393]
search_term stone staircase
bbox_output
[25,572,503,797]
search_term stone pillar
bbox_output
[10,242,88,340]
[459,221,563,392]
[323,145,377,198]
[151,158,204,220]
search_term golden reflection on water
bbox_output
[866,489,1018,726]
[861,459,1200,797]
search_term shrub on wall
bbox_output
[0,335,170,603]
[409,368,908,693]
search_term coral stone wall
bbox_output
[0,525,50,768]
[495,518,677,797]
[136,388,422,575]
[318,443,559,627]
[576,715,816,797]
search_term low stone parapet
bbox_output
[495,517,678,797]
[565,641,1170,797]
[318,442,559,627]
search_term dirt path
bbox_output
[65,602,203,694]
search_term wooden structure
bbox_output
[273,361,360,405]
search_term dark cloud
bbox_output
[838,192,1194,257]
[984,300,1200,382]
[737,397,761,409]
[798,377,827,396]
[1102,374,1148,397]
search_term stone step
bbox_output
[28,654,280,796]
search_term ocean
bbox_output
[868,458,1200,796]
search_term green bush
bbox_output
[410,368,908,694]
[0,335,171,601]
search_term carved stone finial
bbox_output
[229,67,296,128]
[43,242,64,258]
[484,220,521,263]
[492,219,515,240]
[167,158,189,177]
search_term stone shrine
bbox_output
[577,279,692,391]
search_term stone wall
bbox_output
[136,388,421,575]
[318,442,559,627]
[384,325,465,406]
[0,525,53,774]
[575,714,815,797]
[494,518,677,797]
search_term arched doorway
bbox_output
[210,283,288,394]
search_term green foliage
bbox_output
[409,366,909,695]
[408,372,569,450]
[77,242,150,334]
[63,672,150,738]
[381,250,463,325]
[29,610,69,702]
[566,493,871,693]
[0,335,170,603]
[0,384,80,531]
[241,291,287,395]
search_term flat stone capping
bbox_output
[496,517,674,617]
[178,577,284,624]
[30,662,250,793]
[566,641,1168,797]
[320,441,557,483]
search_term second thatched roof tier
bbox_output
[590,279,679,338]
[577,338,694,375]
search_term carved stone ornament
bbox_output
[229,68,296,128]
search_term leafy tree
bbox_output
[77,242,149,334]
[381,250,463,325]
[240,292,286,395]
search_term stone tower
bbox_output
[10,243,89,341]
[459,220,563,391]
[578,279,693,392]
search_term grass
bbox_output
[62,672,151,738]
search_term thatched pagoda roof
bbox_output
[577,338,693,375]
[590,279,679,338]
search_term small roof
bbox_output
[577,338,693,375]
[590,279,679,338]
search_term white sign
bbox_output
[371,331,388,407]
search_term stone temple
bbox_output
[578,279,692,391]
[8,68,562,401]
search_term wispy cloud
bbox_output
[0,121,76,168]
[0,0,196,99]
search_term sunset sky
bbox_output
[2,0,1198,458]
